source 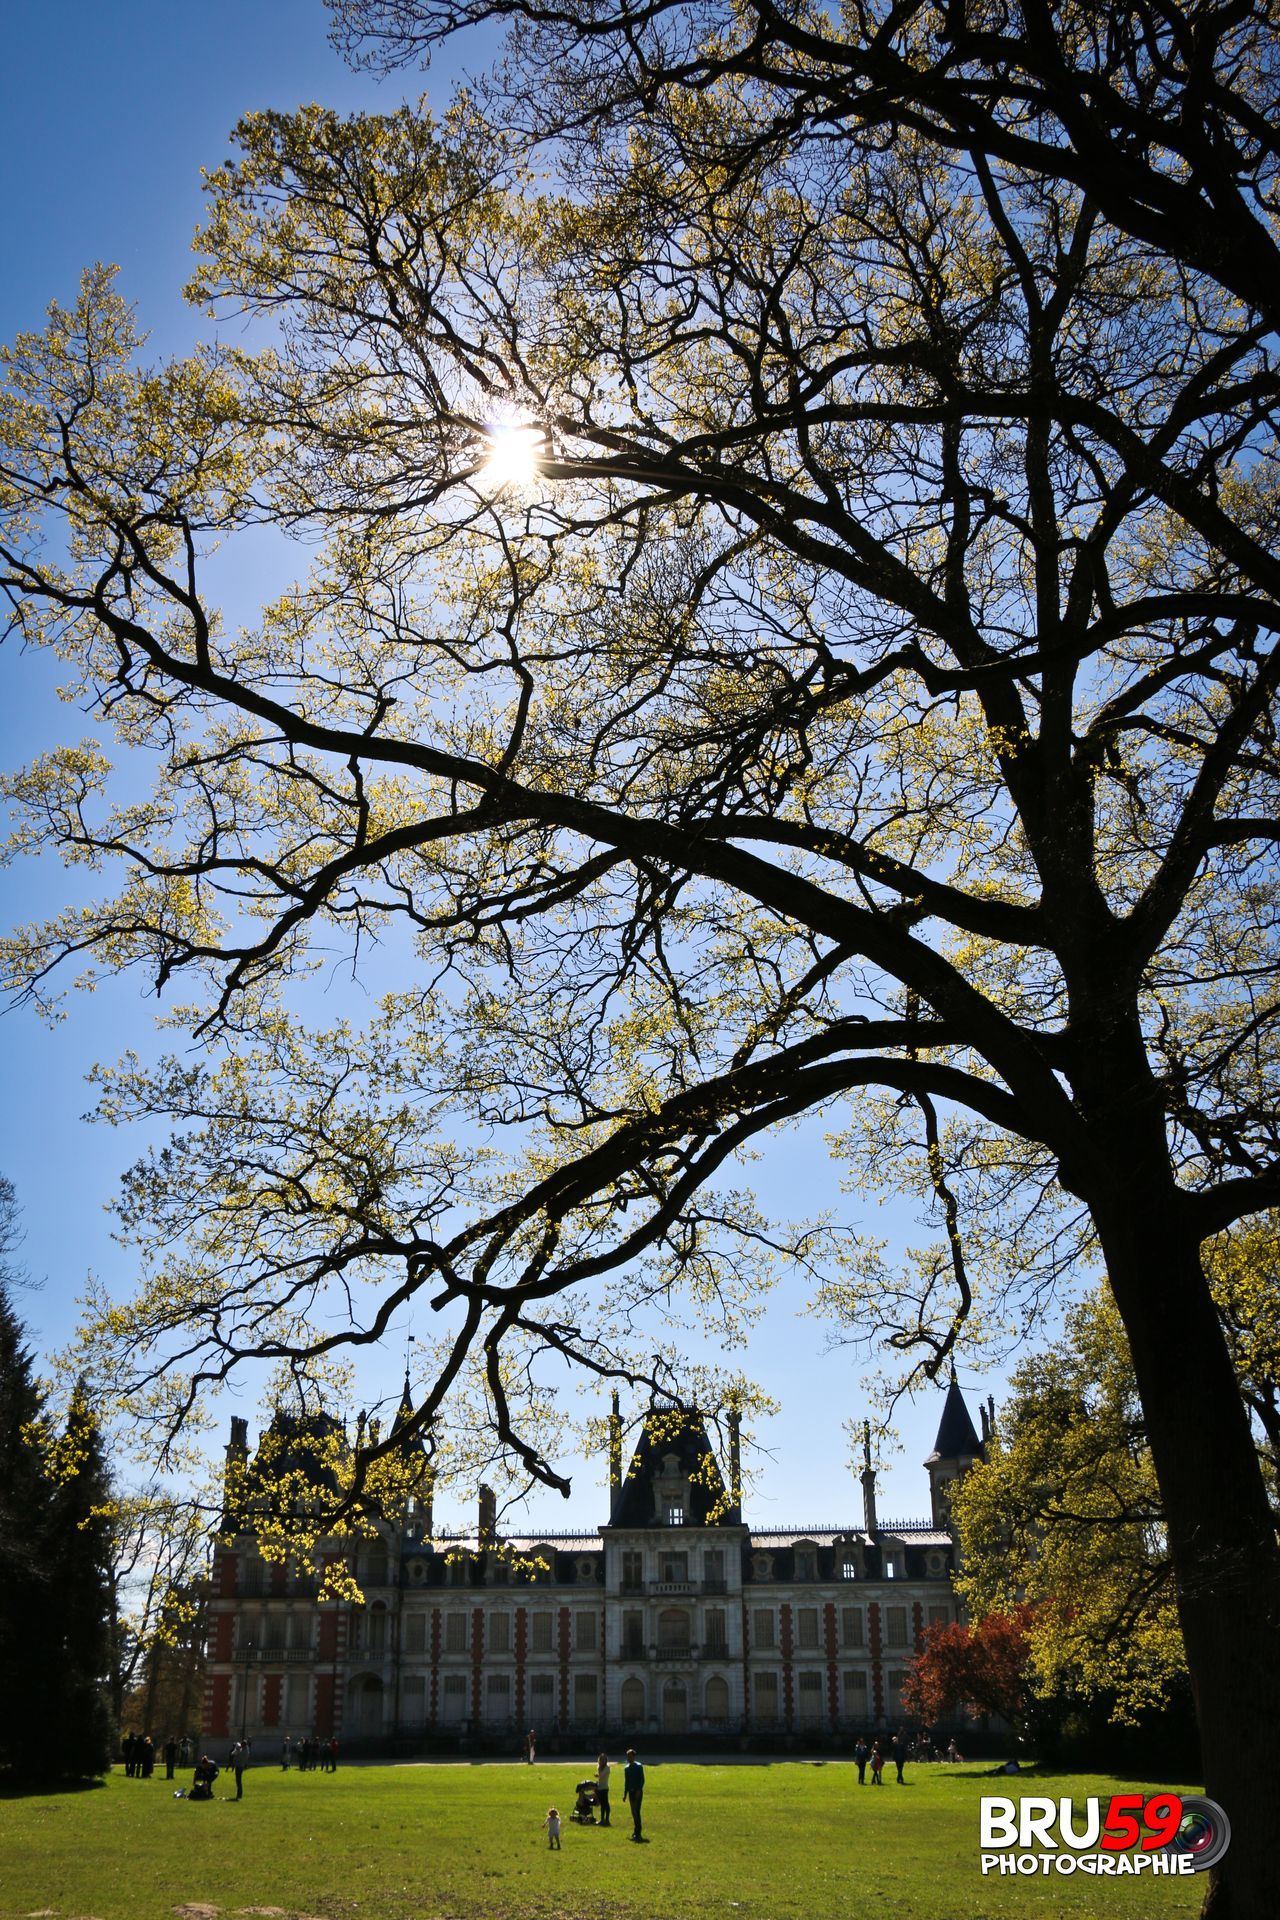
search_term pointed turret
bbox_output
[388,1370,433,1535]
[390,1369,419,1446]
[924,1373,984,1531]
[608,1390,623,1517]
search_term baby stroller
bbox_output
[569,1778,599,1823]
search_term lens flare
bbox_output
[480,421,546,490]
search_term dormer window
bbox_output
[666,1501,685,1526]
[842,1558,858,1581]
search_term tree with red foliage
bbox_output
[903,1604,1044,1745]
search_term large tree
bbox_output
[953,1291,1188,1726]
[2,1,1280,1906]
[0,1187,113,1781]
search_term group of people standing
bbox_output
[852,1735,907,1785]
[851,1732,965,1784]
[280,1734,338,1772]
[121,1732,191,1779]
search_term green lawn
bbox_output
[0,1759,1205,1920]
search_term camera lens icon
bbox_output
[1164,1796,1231,1871]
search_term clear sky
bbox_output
[0,0,1024,1533]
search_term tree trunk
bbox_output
[1089,1125,1280,1920]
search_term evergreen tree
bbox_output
[36,1381,116,1779]
[0,1176,53,1778]
[0,1181,112,1783]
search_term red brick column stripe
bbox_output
[215,1549,239,1598]
[823,1601,839,1728]
[263,1673,282,1727]
[208,1673,231,1738]
[780,1602,794,1728]
[868,1601,884,1723]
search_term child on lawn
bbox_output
[544,1807,562,1849]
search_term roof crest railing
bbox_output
[754,1518,934,1534]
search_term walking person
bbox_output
[542,1806,562,1850]
[180,1735,191,1768]
[164,1735,177,1780]
[281,1735,292,1771]
[229,1737,249,1800]
[853,1736,868,1785]
[891,1733,906,1784]
[623,1747,645,1841]
[526,1727,537,1765]
[327,1735,338,1772]
[596,1752,612,1827]
[870,1740,884,1785]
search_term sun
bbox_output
[479,420,547,491]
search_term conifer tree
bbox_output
[0,1182,112,1782]
[35,1381,116,1779]
[0,1177,53,1777]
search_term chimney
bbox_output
[609,1391,622,1513]
[987,1394,996,1440]
[727,1406,742,1514]
[222,1416,249,1530]
[478,1483,497,1547]
[860,1419,878,1538]
[979,1402,990,1445]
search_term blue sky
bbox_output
[0,0,1018,1531]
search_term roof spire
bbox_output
[928,1376,982,1461]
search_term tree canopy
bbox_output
[953,1290,1186,1725]
[2,5,1280,1904]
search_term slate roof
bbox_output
[927,1378,983,1461]
[609,1406,736,1527]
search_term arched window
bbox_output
[657,1607,689,1649]
[705,1675,729,1724]
[620,1677,645,1725]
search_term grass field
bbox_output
[0,1759,1205,1920]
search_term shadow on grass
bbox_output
[0,1773,109,1799]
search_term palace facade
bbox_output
[202,1383,989,1753]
